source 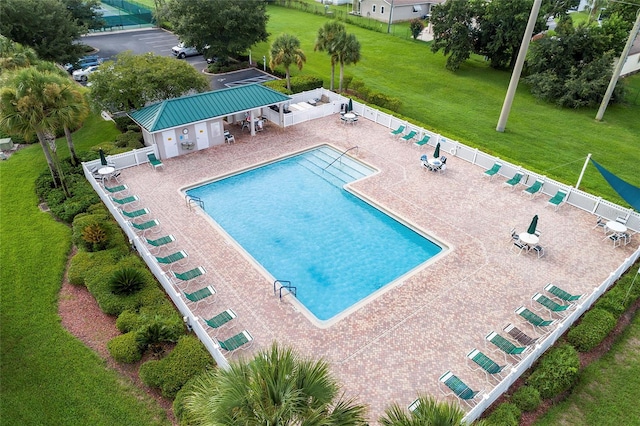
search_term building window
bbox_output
[381,6,384,14]
[372,5,376,13]
[413,5,423,13]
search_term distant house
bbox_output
[355,0,444,24]
[621,36,640,77]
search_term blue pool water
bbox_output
[186,147,441,321]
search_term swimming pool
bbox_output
[186,146,442,323]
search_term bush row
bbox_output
[263,75,324,95]
[486,263,639,423]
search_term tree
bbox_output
[269,34,306,92]
[60,85,90,165]
[475,0,547,69]
[64,0,105,31]
[606,0,640,27]
[524,22,626,108]
[380,395,481,426]
[410,18,425,40]
[0,0,84,64]
[0,36,39,75]
[182,343,368,425]
[89,51,209,113]
[0,68,86,193]
[314,21,346,91]
[335,32,361,93]
[430,0,478,71]
[166,0,269,64]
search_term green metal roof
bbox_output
[129,84,291,133]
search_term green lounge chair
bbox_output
[145,234,175,253]
[414,135,430,147]
[390,125,405,136]
[466,349,509,380]
[218,330,253,353]
[532,293,572,316]
[522,179,544,198]
[155,250,188,269]
[172,266,206,282]
[483,162,502,180]
[515,306,555,330]
[544,283,582,302]
[202,309,236,330]
[401,130,417,142]
[486,331,529,360]
[546,190,567,211]
[503,172,523,190]
[130,219,159,235]
[121,208,149,218]
[503,323,537,346]
[184,285,216,305]
[104,183,128,193]
[147,153,164,171]
[111,195,138,205]
[438,371,480,407]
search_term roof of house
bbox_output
[368,0,445,6]
[129,84,291,133]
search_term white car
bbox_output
[171,43,200,59]
[72,65,100,82]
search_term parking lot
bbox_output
[82,28,275,90]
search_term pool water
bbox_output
[186,146,442,322]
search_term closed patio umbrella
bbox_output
[347,98,353,112]
[99,148,107,166]
[433,142,441,159]
[527,214,538,235]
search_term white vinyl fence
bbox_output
[84,92,639,418]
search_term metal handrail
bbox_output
[273,279,297,299]
[323,146,358,171]
[185,194,204,211]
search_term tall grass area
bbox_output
[534,311,640,425]
[0,114,170,425]
[251,6,639,207]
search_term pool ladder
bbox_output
[274,280,297,299]
[185,194,204,211]
[323,146,358,171]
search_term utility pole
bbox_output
[595,9,640,121]
[496,0,543,132]
[387,0,395,33]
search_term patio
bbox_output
[116,115,636,422]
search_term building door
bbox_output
[195,122,209,150]
[162,129,179,158]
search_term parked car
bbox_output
[72,65,100,82]
[171,43,200,59]
[64,55,102,73]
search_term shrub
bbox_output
[72,212,129,253]
[368,92,402,112]
[135,315,180,356]
[109,267,146,295]
[107,331,142,363]
[289,75,323,93]
[82,222,108,251]
[595,285,628,318]
[172,375,201,425]
[116,310,141,333]
[527,343,580,399]
[510,385,541,412]
[567,308,617,352]
[112,115,136,132]
[139,335,214,398]
[485,402,521,425]
[68,249,119,286]
[114,130,143,149]
[263,79,293,95]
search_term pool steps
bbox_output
[297,147,372,187]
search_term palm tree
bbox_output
[335,33,361,93]
[0,36,38,74]
[182,343,368,425]
[379,395,483,426]
[0,67,85,190]
[269,34,307,92]
[314,21,346,91]
[59,85,89,165]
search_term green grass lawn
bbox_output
[252,5,639,207]
[534,311,640,425]
[0,115,170,425]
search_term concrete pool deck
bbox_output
[118,115,636,422]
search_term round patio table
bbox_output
[519,232,539,246]
[606,221,627,234]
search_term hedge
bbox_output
[107,331,142,363]
[527,343,580,399]
[139,336,214,399]
[68,248,124,286]
[485,402,521,426]
[567,308,618,352]
[510,385,541,412]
